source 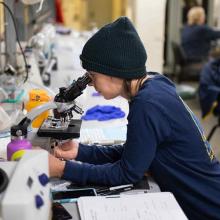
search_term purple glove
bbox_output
[81,105,125,121]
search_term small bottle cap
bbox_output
[11,125,27,137]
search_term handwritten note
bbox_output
[78,192,188,220]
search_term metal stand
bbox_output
[4,0,17,68]
[207,116,220,141]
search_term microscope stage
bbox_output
[37,117,82,140]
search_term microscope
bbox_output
[37,72,91,140]
[7,72,91,161]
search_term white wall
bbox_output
[133,0,166,73]
[214,0,220,28]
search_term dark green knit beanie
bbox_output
[80,17,147,79]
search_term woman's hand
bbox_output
[32,147,66,178]
[48,153,65,177]
[54,140,79,160]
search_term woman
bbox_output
[49,17,220,220]
[181,6,220,62]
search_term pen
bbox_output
[101,187,133,196]
[97,184,134,195]
[109,184,133,191]
[83,140,125,145]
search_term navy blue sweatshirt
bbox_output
[63,74,220,220]
[181,24,220,61]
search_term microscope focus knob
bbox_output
[35,194,44,209]
[38,173,49,186]
[59,87,66,94]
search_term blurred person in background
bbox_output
[181,6,220,62]
[199,49,220,119]
[182,0,198,24]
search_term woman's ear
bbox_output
[111,76,123,84]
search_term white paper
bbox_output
[78,192,188,220]
[79,126,126,144]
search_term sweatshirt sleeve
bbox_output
[62,100,171,186]
[75,143,124,165]
[204,26,220,40]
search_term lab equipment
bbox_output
[9,72,91,155]
[0,106,11,131]
[0,169,9,193]
[25,89,50,128]
[21,0,43,5]
[0,1,29,81]
[38,117,82,140]
[0,0,55,95]
[21,0,46,14]
[0,150,50,220]
[28,24,57,86]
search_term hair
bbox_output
[123,74,147,101]
[123,79,132,101]
[187,6,205,25]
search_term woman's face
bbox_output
[88,71,124,100]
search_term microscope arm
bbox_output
[18,100,80,127]
[13,101,58,135]
[26,101,57,122]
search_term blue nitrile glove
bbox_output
[81,105,125,121]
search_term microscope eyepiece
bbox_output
[54,72,91,103]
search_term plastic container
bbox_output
[25,89,50,128]
[7,139,32,161]
[7,125,32,161]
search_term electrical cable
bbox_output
[0,168,9,193]
[0,1,29,83]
